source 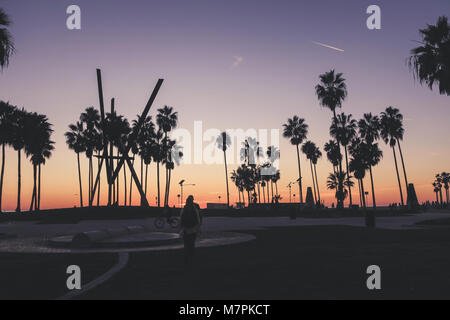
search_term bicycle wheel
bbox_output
[169,217,180,228]
[154,217,165,229]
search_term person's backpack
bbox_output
[181,206,199,228]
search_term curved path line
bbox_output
[57,252,129,300]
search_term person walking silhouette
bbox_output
[179,195,202,265]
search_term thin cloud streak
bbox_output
[312,41,344,52]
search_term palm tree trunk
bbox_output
[357,178,362,206]
[129,159,134,206]
[77,152,83,207]
[310,160,317,204]
[360,179,366,208]
[16,150,21,212]
[369,166,376,209]
[38,164,41,210]
[344,146,352,207]
[116,152,120,206]
[167,169,172,206]
[123,161,127,206]
[238,188,241,206]
[29,164,36,212]
[396,140,409,202]
[97,156,101,206]
[223,151,230,207]
[392,147,404,206]
[0,144,5,213]
[88,157,92,207]
[157,161,160,207]
[257,182,261,204]
[270,181,274,203]
[145,164,148,195]
[296,144,303,203]
[435,191,439,204]
[314,163,320,204]
[439,188,443,206]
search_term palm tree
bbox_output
[348,138,370,208]
[302,141,318,204]
[380,107,405,206]
[441,172,449,205]
[282,116,308,203]
[324,140,341,174]
[408,16,450,96]
[330,112,357,207]
[358,113,382,208]
[327,171,353,206]
[104,111,130,205]
[80,107,101,207]
[11,108,27,212]
[0,8,14,70]
[312,145,322,205]
[231,169,245,206]
[156,106,178,207]
[152,129,165,207]
[25,113,54,211]
[266,145,280,202]
[433,182,440,204]
[216,132,231,208]
[434,174,444,206]
[65,121,86,207]
[0,101,14,212]
[315,70,348,208]
[133,115,154,206]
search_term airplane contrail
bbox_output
[312,41,344,52]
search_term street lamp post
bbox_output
[179,180,195,206]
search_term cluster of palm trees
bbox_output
[0,101,54,212]
[65,105,182,208]
[282,69,411,209]
[433,172,449,207]
[226,137,280,207]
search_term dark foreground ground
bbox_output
[2,224,450,299]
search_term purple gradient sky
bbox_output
[0,0,449,209]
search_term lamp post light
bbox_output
[179,180,195,206]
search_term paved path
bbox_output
[1,212,449,238]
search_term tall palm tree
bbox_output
[441,172,449,205]
[0,101,15,212]
[348,138,370,208]
[330,112,357,207]
[231,169,245,206]
[380,107,405,206]
[80,107,100,207]
[216,132,231,207]
[358,113,382,208]
[408,16,450,96]
[282,116,308,203]
[11,108,27,212]
[133,115,154,206]
[302,141,318,204]
[315,70,348,208]
[25,113,54,211]
[104,111,130,205]
[0,8,14,70]
[434,174,444,206]
[312,145,322,205]
[156,106,178,207]
[65,121,86,207]
[266,145,280,202]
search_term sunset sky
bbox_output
[0,0,449,210]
